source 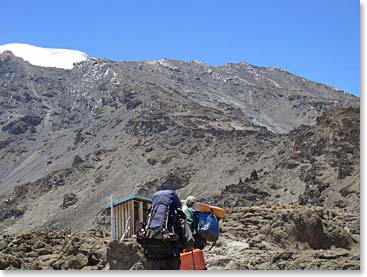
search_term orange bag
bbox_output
[180,249,206,270]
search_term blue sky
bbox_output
[0,0,360,96]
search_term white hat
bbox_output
[185,196,197,207]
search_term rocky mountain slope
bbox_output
[0,49,359,238]
[206,107,360,211]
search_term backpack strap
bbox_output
[207,241,217,251]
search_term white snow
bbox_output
[0,43,88,69]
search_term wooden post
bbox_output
[120,205,123,239]
[117,204,120,240]
[110,194,115,241]
[120,203,123,237]
[122,203,127,233]
[114,207,117,240]
[130,200,134,236]
[122,202,126,236]
[138,201,143,223]
[126,201,130,237]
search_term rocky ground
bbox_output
[205,205,359,270]
[0,204,359,270]
[0,229,109,270]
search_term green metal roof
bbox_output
[104,193,152,209]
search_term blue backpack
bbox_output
[194,211,219,242]
[149,190,182,237]
[136,190,185,259]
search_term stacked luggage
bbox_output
[180,202,226,270]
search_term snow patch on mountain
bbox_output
[0,43,88,69]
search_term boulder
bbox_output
[106,239,146,270]
[72,155,84,167]
[324,224,356,250]
[61,193,78,209]
[250,170,258,181]
[2,115,42,135]
[38,254,61,267]
[146,158,157,166]
[291,210,332,250]
[52,254,88,270]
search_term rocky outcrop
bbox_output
[0,206,24,221]
[291,107,360,208]
[290,210,332,249]
[125,113,175,136]
[206,170,270,208]
[61,193,78,209]
[2,115,42,135]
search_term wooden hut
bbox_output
[104,194,152,240]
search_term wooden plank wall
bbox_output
[112,200,152,240]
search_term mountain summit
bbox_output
[0,43,88,69]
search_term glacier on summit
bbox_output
[0,43,88,69]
